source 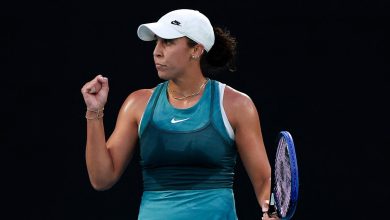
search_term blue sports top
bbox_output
[138,80,237,191]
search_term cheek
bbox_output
[169,52,189,68]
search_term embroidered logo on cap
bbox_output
[171,20,181,26]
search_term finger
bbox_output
[94,74,103,80]
[85,75,104,93]
[97,75,109,92]
[83,82,101,94]
[263,212,274,220]
[81,83,93,94]
[269,213,279,219]
[87,86,97,94]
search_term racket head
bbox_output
[273,131,299,219]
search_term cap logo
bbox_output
[171,20,181,26]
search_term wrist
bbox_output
[85,107,104,120]
[261,199,269,212]
[86,106,104,112]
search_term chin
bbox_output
[157,71,172,81]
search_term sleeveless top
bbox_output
[138,80,237,191]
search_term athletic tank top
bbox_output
[139,80,237,191]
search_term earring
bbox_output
[191,55,198,59]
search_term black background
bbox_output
[2,0,389,219]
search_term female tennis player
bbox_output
[81,9,279,220]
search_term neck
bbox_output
[168,76,209,100]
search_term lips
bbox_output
[155,63,167,70]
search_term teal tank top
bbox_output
[139,80,237,191]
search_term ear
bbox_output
[192,44,205,58]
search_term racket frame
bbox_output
[272,131,299,220]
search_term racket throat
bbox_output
[267,193,278,216]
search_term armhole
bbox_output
[218,82,235,140]
[138,88,156,137]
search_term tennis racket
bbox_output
[268,131,299,219]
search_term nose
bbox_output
[153,40,163,58]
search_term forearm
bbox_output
[85,118,115,190]
[243,157,272,212]
[253,175,272,212]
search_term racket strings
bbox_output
[274,138,292,217]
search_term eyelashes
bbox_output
[155,36,175,46]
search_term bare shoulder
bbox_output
[120,88,155,122]
[123,88,154,105]
[223,85,256,111]
[223,85,259,128]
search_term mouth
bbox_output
[155,63,167,70]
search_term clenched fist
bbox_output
[81,75,109,111]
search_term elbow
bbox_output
[89,176,116,191]
[91,182,113,191]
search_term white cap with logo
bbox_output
[137,9,215,52]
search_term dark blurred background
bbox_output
[2,0,389,219]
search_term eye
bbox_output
[163,39,174,45]
[155,38,174,46]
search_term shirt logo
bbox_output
[170,117,190,124]
[171,20,181,26]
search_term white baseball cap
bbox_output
[137,9,215,52]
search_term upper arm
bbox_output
[223,87,271,182]
[105,89,152,180]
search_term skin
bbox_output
[81,36,278,219]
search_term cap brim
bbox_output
[137,22,185,41]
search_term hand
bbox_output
[262,212,280,220]
[81,75,109,110]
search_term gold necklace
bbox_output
[168,78,209,100]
